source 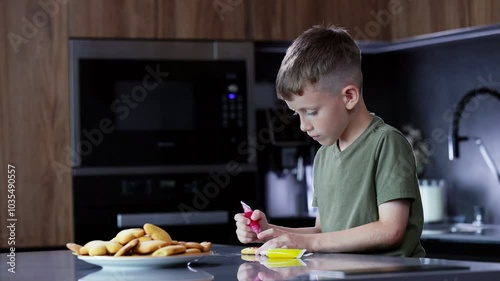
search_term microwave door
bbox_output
[77,59,249,166]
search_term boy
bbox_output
[234,25,425,257]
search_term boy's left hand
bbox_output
[255,229,308,255]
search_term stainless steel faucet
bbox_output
[473,137,500,183]
[448,87,500,183]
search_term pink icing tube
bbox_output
[240,201,261,234]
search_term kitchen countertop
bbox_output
[1,244,500,280]
[421,223,500,244]
[421,231,500,243]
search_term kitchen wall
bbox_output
[362,30,500,224]
[255,27,500,224]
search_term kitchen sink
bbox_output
[423,223,500,236]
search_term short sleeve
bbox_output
[375,131,419,206]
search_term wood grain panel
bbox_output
[0,0,72,248]
[69,0,157,38]
[156,0,252,39]
[251,0,392,41]
[467,0,500,27]
[319,0,393,41]
[391,0,500,40]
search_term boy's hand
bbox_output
[255,229,309,255]
[234,209,269,244]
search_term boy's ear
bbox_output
[341,85,360,110]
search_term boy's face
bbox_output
[285,83,349,146]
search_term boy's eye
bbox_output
[306,111,317,116]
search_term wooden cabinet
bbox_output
[390,0,500,40]
[69,0,157,38]
[69,0,252,39]
[0,0,72,248]
[156,0,252,39]
[250,0,393,41]
[251,0,500,41]
[68,0,500,41]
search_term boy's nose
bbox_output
[300,119,313,132]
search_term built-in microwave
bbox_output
[69,39,255,168]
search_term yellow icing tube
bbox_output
[260,248,307,259]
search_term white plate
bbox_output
[78,252,213,269]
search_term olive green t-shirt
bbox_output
[312,114,425,257]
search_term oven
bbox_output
[73,169,258,245]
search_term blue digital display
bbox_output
[228,93,236,99]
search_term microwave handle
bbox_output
[117,211,228,228]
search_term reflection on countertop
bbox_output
[79,266,214,281]
[2,244,500,281]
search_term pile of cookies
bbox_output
[66,223,212,257]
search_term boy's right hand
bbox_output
[234,209,269,244]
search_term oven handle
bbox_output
[117,211,229,228]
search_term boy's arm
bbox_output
[309,199,410,252]
[256,199,410,253]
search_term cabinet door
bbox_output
[390,0,500,40]
[69,0,252,39]
[251,0,393,41]
[156,0,252,39]
[1,0,72,248]
[69,0,157,38]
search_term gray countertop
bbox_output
[421,223,500,244]
[1,244,500,280]
[421,231,500,243]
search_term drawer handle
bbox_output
[117,211,228,228]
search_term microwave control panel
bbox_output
[222,83,245,128]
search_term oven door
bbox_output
[74,59,249,166]
[73,171,259,245]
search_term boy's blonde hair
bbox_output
[276,24,362,101]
